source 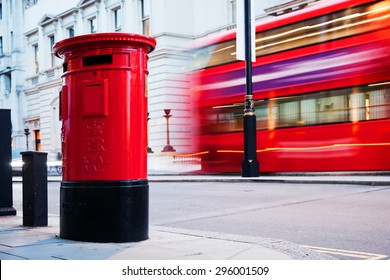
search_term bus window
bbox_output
[193,1,389,69]
[256,2,387,57]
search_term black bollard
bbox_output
[0,109,16,216]
[21,151,48,226]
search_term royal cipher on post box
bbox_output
[54,33,156,242]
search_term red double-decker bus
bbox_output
[190,0,390,173]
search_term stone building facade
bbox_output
[0,0,311,161]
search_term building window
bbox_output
[10,31,13,51]
[68,27,75,38]
[113,7,122,31]
[34,130,41,151]
[0,2,3,20]
[89,17,97,33]
[33,44,39,73]
[0,37,3,56]
[25,0,39,9]
[230,0,237,24]
[4,73,11,96]
[141,0,150,36]
[49,35,55,68]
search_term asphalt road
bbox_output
[11,180,390,260]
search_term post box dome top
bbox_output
[53,33,156,58]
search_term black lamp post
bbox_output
[147,113,154,153]
[241,0,259,177]
[24,128,30,151]
[161,109,176,152]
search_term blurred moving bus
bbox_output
[190,0,390,173]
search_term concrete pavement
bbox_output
[148,174,390,185]
[3,173,390,260]
[13,173,390,185]
[0,213,332,260]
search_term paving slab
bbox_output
[0,214,333,260]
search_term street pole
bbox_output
[161,109,176,152]
[24,128,30,151]
[241,0,259,177]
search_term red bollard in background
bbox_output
[54,33,156,242]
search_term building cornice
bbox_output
[24,28,39,37]
[57,8,79,20]
[264,0,320,16]
[38,14,57,27]
[24,77,62,95]
[78,0,100,9]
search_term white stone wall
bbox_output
[2,0,301,159]
[148,47,192,153]
[0,0,27,151]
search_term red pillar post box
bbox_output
[53,33,156,242]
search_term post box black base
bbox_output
[60,180,148,243]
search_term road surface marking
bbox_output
[302,245,388,260]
